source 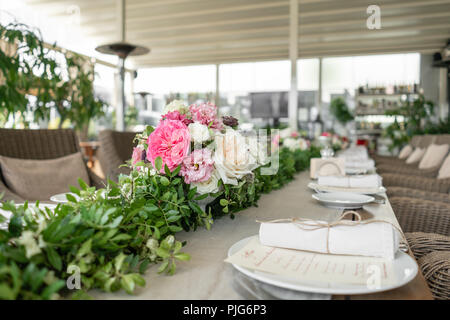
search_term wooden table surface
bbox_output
[92,171,433,300]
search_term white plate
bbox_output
[50,193,79,203]
[308,182,386,195]
[227,236,418,295]
[312,192,375,209]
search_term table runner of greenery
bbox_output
[0,143,320,300]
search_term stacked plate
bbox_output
[312,192,375,209]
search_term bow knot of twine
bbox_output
[257,211,407,254]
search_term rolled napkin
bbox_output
[317,174,382,188]
[259,212,400,260]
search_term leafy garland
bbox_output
[0,142,320,300]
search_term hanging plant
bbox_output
[330,97,354,125]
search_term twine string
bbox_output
[257,211,408,254]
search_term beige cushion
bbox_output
[418,144,449,169]
[405,147,426,164]
[0,153,89,201]
[398,145,413,159]
[438,154,450,179]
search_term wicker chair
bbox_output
[373,135,423,164]
[387,187,450,204]
[405,232,450,300]
[382,173,450,193]
[376,135,446,177]
[0,128,105,202]
[97,130,138,182]
[390,197,450,235]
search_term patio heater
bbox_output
[95,0,149,131]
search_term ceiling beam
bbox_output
[131,44,440,68]
[126,1,288,25]
[125,23,450,52]
[130,33,448,60]
[84,8,450,44]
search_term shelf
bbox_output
[356,93,418,98]
[353,129,383,135]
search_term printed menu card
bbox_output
[225,237,397,286]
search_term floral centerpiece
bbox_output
[130,100,269,213]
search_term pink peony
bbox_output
[290,132,299,138]
[132,146,146,166]
[180,148,215,184]
[189,102,223,130]
[147,120,191,172]
[161,110,193,126]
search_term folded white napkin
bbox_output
[343,159,375,170]
[317,174,382,188]
[259,219,400,260]
[340,146,368,158]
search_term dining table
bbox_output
[91,170,433,300]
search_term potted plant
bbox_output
[0,21,58,127]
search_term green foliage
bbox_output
[383,94,436,151]
[0,144,319,300]
[0,22,58,126]
[330,97,354,125]
[0,171,203,299]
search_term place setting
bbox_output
[225,210,418,296]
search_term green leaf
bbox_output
[164,164,171,176]
[120,275,135,294]
[8,215,22,237]
[171,165,181,177]
[160,176,170,186]
[168,225,183,232]
[77,239,92,258]
[219,199,229,206]
[69,185,81,196]
[145,204,159,212]
[154,156,162,172]
[174,253,191,261]
[131,274,146,287]
[155,248,170,259]
[46,247,62,271]
[166,215,181,223]
[158,260,169,274]
[66,193,78,203]
[114,253,127,271]
[41,280,65,300]
[194,193,209,201]
[78,178,89,191]
[139,259,151,274]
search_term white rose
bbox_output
[188,122,210,143]
[298,138,309,151]
[283,137,300,151]
[164,100,189,114]
[213,129,259,185]
[191,170,219,194]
